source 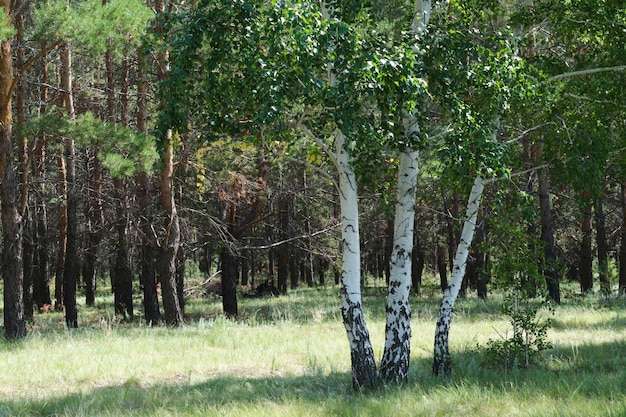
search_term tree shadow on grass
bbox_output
[409,338,626,398]
[4,340,626,417]
[0,371,358,417]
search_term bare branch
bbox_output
[546,65,626,82]
[286,156,339,192]
[240,224,340,250]
[505,123,552,144]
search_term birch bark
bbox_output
[335,129,378,390]
[317,0,378,389]
[379,0,430,383]
[432,175,485,377]
[379,150,418,383]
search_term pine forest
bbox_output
[1,0,626,415]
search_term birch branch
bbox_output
[546,65,626,82]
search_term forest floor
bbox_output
[0,276,625,416]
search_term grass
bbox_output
[1,281,626,416]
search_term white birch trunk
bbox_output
[379,0,430,383]
[432,175,485,377]
[379,150,419,382]
[335,129,378,390]
[318,0,377,389]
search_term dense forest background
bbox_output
[0,0,625,386]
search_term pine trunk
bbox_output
[113,178,134,319]
[411,231,425,294]
[83,150,104,307]
[533,140,560,303]
[475,210,488,300]
[15,12,33,323]
[157,136,184,326]
[433,176,485,377]
[538,171,560,302]
[137,48,160,325]
[61,42,79,328]
[156,0,184,326]
[380,150,418,383]
[596,198,610,295]
[277,197,290,294]
[55,155,67,310]
[0,3,25,337]
[33,43,51,310]
[579,203,593,293]
[620,182,626,294]
[221,247,238,317]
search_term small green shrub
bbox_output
[481,297,553,370]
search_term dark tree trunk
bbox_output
[82,235,97,307]
[23,211,35,322]
[0,20,25,336]
[155,0,183,327]
[55,155,67,310]
[412,230,425,295]
[61,42,79,329]
[140,242,160,325]
[475,211,488,300]
[620,182,626,294]
[15,13,32,324]
[447,195,460,273]
[384,219,393,284]
[113,178,134,319]
[316,257,327,286]
[524,142,538,298]
[83,151,104,307]
[32,42,51,310]
[538,166,560,303]
[221,248,238,317]
[267,247,275,285]
[176,247,186,315]
[596,197,610,295]
[137,173,160,325]
[465,250,477,293]
[157,241,183,326]
[63,145,79,328]
[289,250,299,289]
[277,198,290,294]
[240,249,249,286]
[157,132,183,326]
[136,47,160,325]
[305,255,313,287]
[221,161,271,313]
[33,192,51,309]
[247,244,252,288]
[579,203,594,293]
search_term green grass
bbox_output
[1,283,626,416]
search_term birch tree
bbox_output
[379,0,430,384]
[426,1,540,377]
[159,0,422,388]
[432,175,485,376]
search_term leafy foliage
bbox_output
[425,0,542,182]
[157,0,427,187]
[481,186,553,370]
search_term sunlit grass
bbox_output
[1,279,625,416]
